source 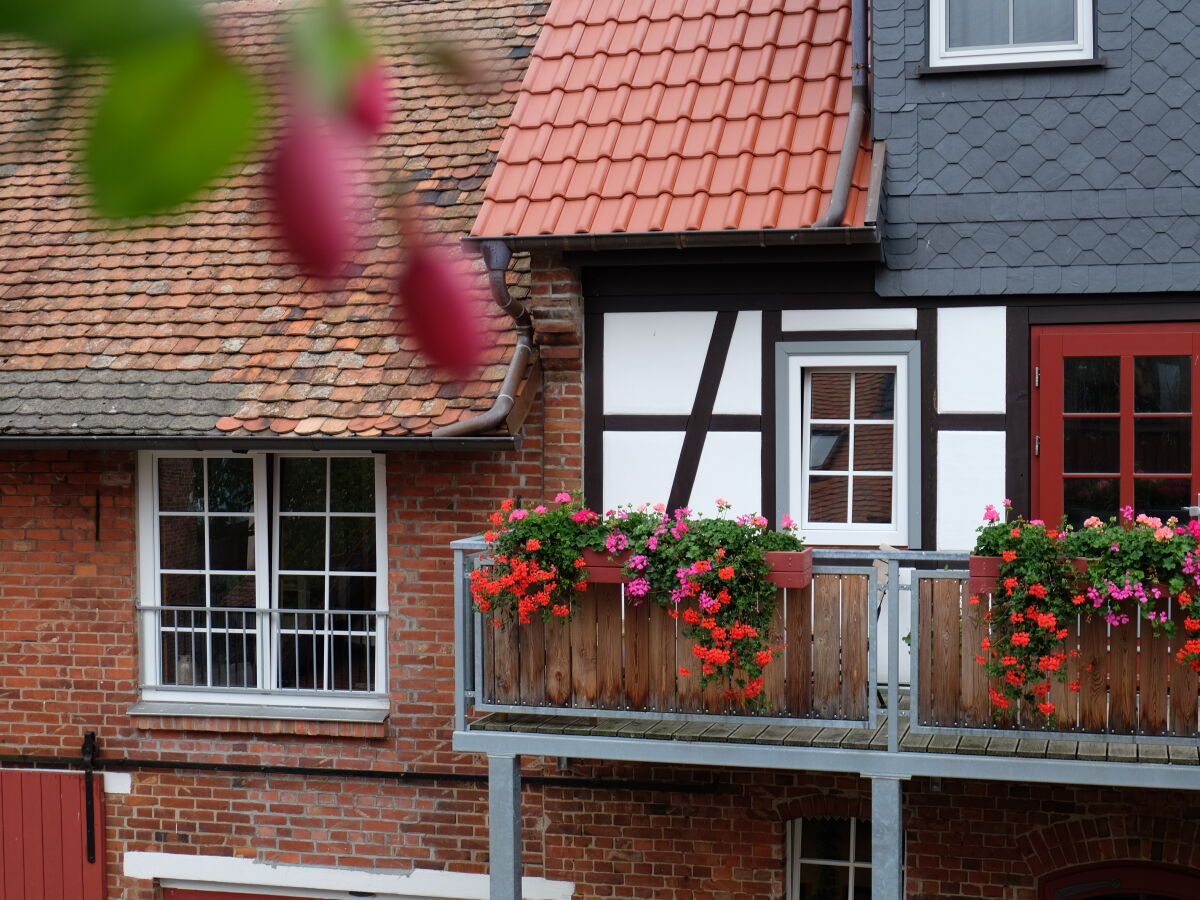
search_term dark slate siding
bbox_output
[873,0,1200,296]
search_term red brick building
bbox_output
[3,1,1200,899]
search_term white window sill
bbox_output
[128,700,389,723]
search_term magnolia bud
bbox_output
[269,110,362,277]
[349,61,390,136]
[395,237,485,378]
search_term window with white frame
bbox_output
[781,344,919,547]
[137,452,388,714]
[786,817,872,899]
[928,0,1094,69]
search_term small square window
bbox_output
[786,818,872,899]
[778,342,920,547]
[928,0,1094,69]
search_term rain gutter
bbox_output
[433,240,537,438]
[463,225,881,254]
[813,0,869,228]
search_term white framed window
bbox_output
[786,817,872,899]
[136,451,388,716]
[778,342,920,547]
[928,0,1094,69]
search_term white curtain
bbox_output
[947,0,1076,50]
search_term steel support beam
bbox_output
[871,776,905,899]
[489,753,522,900]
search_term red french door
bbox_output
[1033,324,1200,526]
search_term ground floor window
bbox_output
[786,817,871,899]
[136,451,388,714]
[1032,324,1200,526]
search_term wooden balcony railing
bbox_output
[916,578,1200,737]
[451,541,1200,749]
[479,574,871,721]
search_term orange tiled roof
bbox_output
[472,0,873,241]
[0,0,546,439]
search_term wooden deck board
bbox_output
[926,734,961,754]
[1169,744,1200,765]
[1045,740,1079,760]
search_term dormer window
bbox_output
[928,0,1094,69]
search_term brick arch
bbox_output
[1016,815,1200,882]
[1038,862,1200,899]
[774,789,871,823]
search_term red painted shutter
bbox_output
[0,769,106,900]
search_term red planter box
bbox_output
[968,555,1001,595]
[764,547,813,588]
[581,548,814,588]
[580,548,631,583]
[969,554,1092,595]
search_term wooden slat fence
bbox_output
[916,575,1200,736]
[479,573,871,720]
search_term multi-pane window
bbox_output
[139,452,387,711]
[783,346,915,547]
[928,0,1094,68]
[1033,325,1200,528]
[786,817,872,899]
[805,370,897,528]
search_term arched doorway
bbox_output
[1041,863,1200,900]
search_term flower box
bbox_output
[764,548,814,588]
[968,555,1001,594]
[581,548,631,583]
[969,554,1092,595]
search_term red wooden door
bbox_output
[0,769,106,900]
[1033,324,1200,526]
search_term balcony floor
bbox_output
[471,713,1200,766]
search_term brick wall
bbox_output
[4,278,1198,899]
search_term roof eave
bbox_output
[0,434,522,452]
[464,225,882,255]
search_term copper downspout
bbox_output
[814,0,868,228]
[433,240,535,437]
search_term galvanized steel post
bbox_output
[489,753,522,900]
[870,774,906,899]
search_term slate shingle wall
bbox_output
[874,0,1200,295]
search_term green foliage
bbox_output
[290,0,374,114]
[0,0,203,59]
[85,29,260,219]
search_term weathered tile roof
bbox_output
[0,0,546,438]
[472,0,872,240]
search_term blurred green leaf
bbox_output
[0,0,203,59]
[85,29,260,219]
[291,0,373,113]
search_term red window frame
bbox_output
[1032,323,1200,524]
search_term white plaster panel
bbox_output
[688,432,762,518]
[936,431,1006,551]
[936,307,1006,413]
[712,310,762,415]
[602,431,685,510]
[603,312,716,414]
[780,308,918,331]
